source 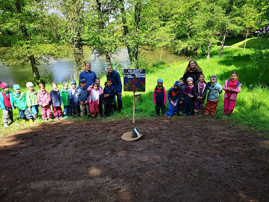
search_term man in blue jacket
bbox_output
[107,65,122,112]
[79,63,97,89]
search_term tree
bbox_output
[239,2,261,50]
[192,1,227,59]
[59,0,86,76]
[0,0,65,81]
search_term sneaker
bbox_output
[29,119,34,124]
[64,116,68,119]
[4,123,9,127]
[58,116,63,120]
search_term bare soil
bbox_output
[0,117,268,202]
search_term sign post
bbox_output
[121,69,146,142]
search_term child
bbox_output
[223,72,241,115]
[37,82,51,120]
[88,82,103,118]
[69,80,80,117]
[103,79,116,117]
[182,77,196,116]
[166,81,182,117]
[50,83,62,120]
[194,74,208,113]
[153,79,166,116]
[0,84,14,127]
[204,75,222,115]
[78,78,89,117]
[61,82,71,118]
[88,77,104,117]
[177,77,185,113]
[13,84,27,121]
[26,82,39,120]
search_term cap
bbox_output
[13,84,20,90]
[157,79,163,83]
[26,82,34,88]
[187,77,193,82]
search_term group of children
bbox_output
[153,72,241,117]
[0,70,241,127]
[0,77,118,127]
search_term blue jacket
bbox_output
[0,91,14,110]
[168,87,182,103]
[50,90,62,107]
[79,70,97,89]
[68,88,79,105]
[207,82,222,101]
[107,70,122,93]
[77,87,89,102]
[103,85,116,103]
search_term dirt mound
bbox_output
[0,117,268,202]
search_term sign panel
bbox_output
[124,69,146,92]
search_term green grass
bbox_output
[1,37,269,136]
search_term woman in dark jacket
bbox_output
[182,60,203,84]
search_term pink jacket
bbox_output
[37,90,51,107]
[88,86,103,104]
[223,80,241,100]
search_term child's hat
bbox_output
[71,80,76,85]
[211,75,217,80]
[187,77,193,82]
[26,82,34,88]
[80,78,86,83]
[0,81,8,89]
[174,81,180,87]
[13,84,20,90]
[157,79,163,83]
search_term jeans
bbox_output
[64,106,71,117]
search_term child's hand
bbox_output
[188,94,194,98]
[104,94,109,98]
[179,101,183,104]
[80,102,83,104]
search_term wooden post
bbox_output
[132,91,136,124]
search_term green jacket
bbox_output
[14,92,27,110]
[60,89,70,106]
[26,91,38,107]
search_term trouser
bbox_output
[41,106,51,119]
[195,99,205,111]
[89,101,99,117]
[19,109,26,120]
[155,102,166,115]
[99,94,104,116]
[64,106,71,117]
[166,103,178,117]
[53,106,62,118]
[2,108,13,124]
[114,92,122,112]
[26,105,39,119]
[71,103,79,117]
[204,100,218,115]
[224,96,237,115]
[104,101,114,116]
[80,103,89,116]
[183,98,195,115]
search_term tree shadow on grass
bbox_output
[217,50,269,87]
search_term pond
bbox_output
[0,48,184,87]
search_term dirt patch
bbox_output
[0,117,269,202]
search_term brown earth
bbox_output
[0,117,268,202]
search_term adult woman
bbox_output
[182,60,203,84]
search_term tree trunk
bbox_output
[244,30,249,50]
[96,0,112,66]
[73,33,85,74]
[119,0,134,64]
[134,1,142,69]
[220,29,228,57]
[16,0,40,81]
[207,42,211,59]
[29,55,40,81]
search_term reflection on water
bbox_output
[0,48,182,86]
[0,48,131,86]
